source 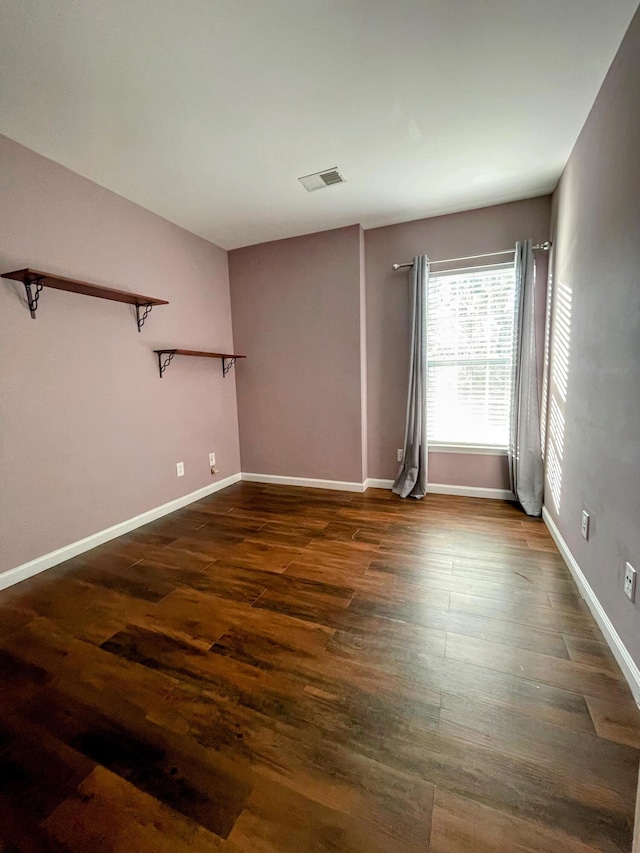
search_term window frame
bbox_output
[428,443,509,455]
[425,261,516,451]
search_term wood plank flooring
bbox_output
[1,483,639,852]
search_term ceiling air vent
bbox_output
[298,168,346,192]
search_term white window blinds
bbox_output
[427,264,516,447]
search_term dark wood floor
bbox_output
[1,483,639,852]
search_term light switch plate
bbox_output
[624,562,637,602]
[581,510,590,540]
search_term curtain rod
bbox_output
[391,241,552,271]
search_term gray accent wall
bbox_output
[545,6,640,665]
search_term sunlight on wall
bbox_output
[540,261,554,457]
[546,280,573,513]
[551,282,573,404]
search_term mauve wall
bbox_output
[0,135,240,575]
[428,452,510,490]
[365,197,552,483]
[229,226,365,483]
[545,8,640,664]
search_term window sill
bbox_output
[429,444,508,456]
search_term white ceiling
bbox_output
[1,0,638,249]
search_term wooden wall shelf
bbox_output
[2,268,168,331]
[153,349,246,378]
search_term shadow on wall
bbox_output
[546,280,573,514]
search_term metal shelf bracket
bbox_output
[24,276,44,319]
[156,350,176,378]
[222,357,237,377]
[136,303,154,332]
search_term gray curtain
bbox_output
[509,240,544,515]
[393,255,429,499]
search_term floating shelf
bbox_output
[153,349,246,378]
[2,268,169,331]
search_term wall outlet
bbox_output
[624,562,637,602]
[176,461,184,477]
[209,452,216,467]
[397,448,404,463]
[581,510,590,540]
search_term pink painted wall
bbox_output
[428,452,510,490]
[0,135,240,575]
[229,199,550,490]
[365,197,552,483]
[229,225,365,483]
[545,7,640,665]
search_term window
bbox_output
[427,264,516,448]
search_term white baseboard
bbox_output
[426,483,514,500]
[0,473,242,593]
[542,506,640,704]
[0,471,514,595]
[364,478,394,490]
[241,472,365,493]
[363,479,513,500]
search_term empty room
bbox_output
[1,1,640,850]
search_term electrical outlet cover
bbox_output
[176,462,184,477]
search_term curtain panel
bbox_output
[509,239,544,516]
[393,255,429,499]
